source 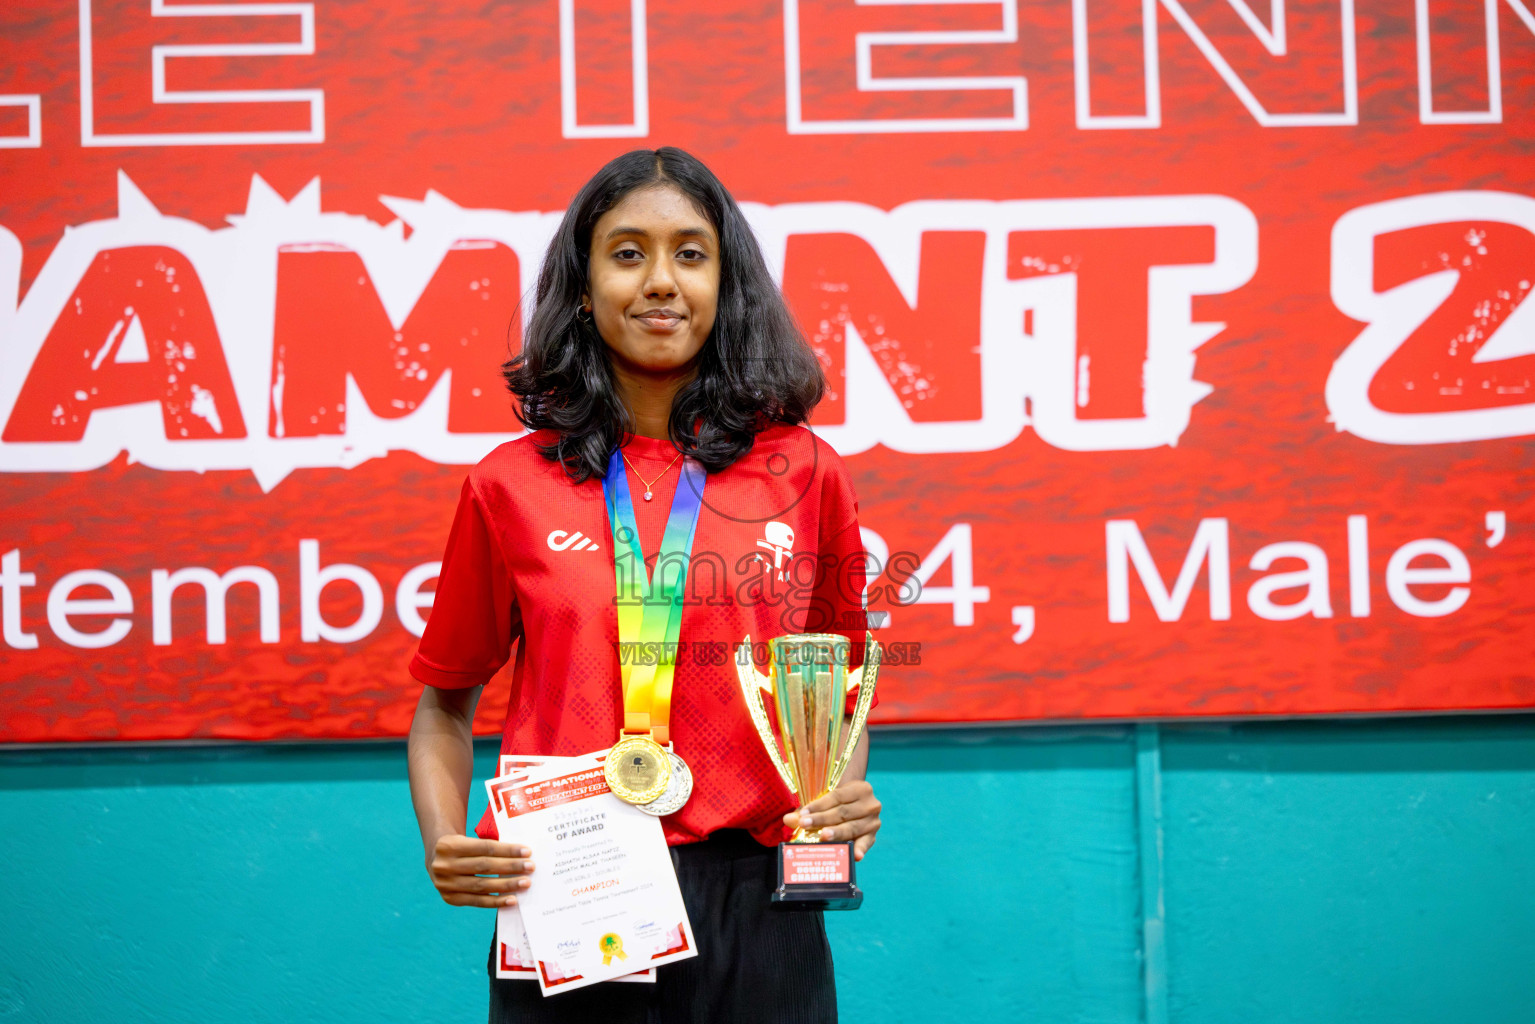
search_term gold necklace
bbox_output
[621,451,682,501]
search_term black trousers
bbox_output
[487,829,837,1024]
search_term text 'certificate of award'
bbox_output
[486,756,697,996]
[490,754,654,984]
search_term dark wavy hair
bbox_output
[502,147,825,482]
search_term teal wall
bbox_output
[4,716,1534,1023]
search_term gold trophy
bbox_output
[737,632,881,910]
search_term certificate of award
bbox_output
[486,754,696,996]
[491,754,655,984]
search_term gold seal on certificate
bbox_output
[736,632,881,911]
[605,734,672,804]
[598,933,628,965]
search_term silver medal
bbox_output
[637,751,693,817]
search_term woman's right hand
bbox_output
[427,834,536,908]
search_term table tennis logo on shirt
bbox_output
[752,522,795,581]
[547,529,601,553]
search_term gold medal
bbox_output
[603,450,705,810]
[605,734,672,804]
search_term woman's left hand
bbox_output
[783,780,883,860]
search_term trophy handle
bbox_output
[735,636,799,796]
[826,632,881,793]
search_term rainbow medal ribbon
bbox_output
[601,446,705,815]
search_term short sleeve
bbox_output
[805,463,880,716]
[408,477,521,689]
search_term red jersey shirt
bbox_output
[409,422,872,847]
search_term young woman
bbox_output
[406,148,883,1023]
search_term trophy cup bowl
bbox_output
[737,632,881,911]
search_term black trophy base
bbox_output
[770,840,864,911]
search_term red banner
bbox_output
[2,0,1533,741]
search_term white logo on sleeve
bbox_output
[547,529,601,553]
[753,521,795,581]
